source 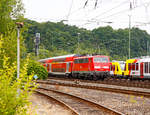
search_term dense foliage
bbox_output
[24,20,150,60]
[0,0,38,114]
[27,60,48,80]
[0,38,37,115]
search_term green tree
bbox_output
[0,0,24,34]
[0,0,26,65]
[24,20,150,61]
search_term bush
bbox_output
[0,57,37,115]
[27,60,48,80]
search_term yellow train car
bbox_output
[110,61,125,77]
[124,58,139,77]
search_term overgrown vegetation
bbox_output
[0,38,37,115]
[0,0,38,114]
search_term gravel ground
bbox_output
[40,83,150,115]
[28,93,73,115]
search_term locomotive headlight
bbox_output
[94,66,100,69]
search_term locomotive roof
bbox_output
[38,54,78,62]
[74,55,109,59]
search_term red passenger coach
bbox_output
[39,54,79,76]
[72,55,110,80]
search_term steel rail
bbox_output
[37,80,150,98]
[35,90,79,115]
[37,87,124,115]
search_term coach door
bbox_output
[140,62,144,78]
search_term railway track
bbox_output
[36,87,123,115]
[37,79,150,98]
[47,76,150,89]
[35,90,79,115]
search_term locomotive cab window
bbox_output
[94,57,108,63]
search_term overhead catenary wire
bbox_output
[91,0,129,20]
[102,1,150,20]
[88,0,144,22]
[23,0,150,34]
[66,0,74,20]
[94,0,98,9]
[84,0,89,8]
[80,1,150,28]
[73,0,129,27]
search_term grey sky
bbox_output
[23,0,150,33]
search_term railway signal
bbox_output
[35,33,40,56]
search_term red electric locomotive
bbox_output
[72,55,110,80]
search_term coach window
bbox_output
[132,63,135,70]
[120,64,125,71]
[149,62,150,73]
[145,62,148,73]
[144,63,146,73]
[74,59,79,63]
[117,66,119,71]
[79,59,83,63]
[146,62,148,73]
[83,58,89,63]
[78,59,82,63]
[136,63,138,70]
[113,65,115,71]
[128,63,131,70]
[124,64,126,71]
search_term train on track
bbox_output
[39,54,150,80]
[39,54,110,80]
